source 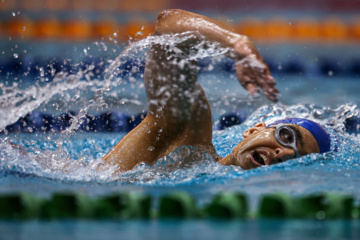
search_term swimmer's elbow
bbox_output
[154,9,184,35]
[156,9,183,22]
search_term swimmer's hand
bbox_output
[234,39,279,102]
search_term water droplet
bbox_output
[328,70,333,76]
[12,12,15,16]
[147,146,155,151]
[130,115,135,121]
[39,67,44,77]
[141,26,144,30]
[23,26,26,30]
[289,21,292,25]
[13,53,18,58]
[8,37,12,40]
[113,32,117,37]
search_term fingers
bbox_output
[237,61,279,102]
[264,85,279,102]
[234,41,279,101]
[259,75,279,102]
[236,64,256,87]
[245,83,260,95]
[263,74,276,87]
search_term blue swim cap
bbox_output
[268,118,331,153]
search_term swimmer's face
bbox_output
[218,122,320,170]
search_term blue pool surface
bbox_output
[0,36,360,239]
[0,219,359,240]
[1,102,359,203]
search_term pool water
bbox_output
[1,98,359,203]
[0,35,360,239]
[0,219,359,240]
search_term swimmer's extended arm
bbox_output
[104,9,277,172]
[154,9,278,101]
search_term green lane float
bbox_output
[204,193,248,219]
[95,192,152,219]
[0,192,358,220]
[41,193,94,219]
[322,194,353,219]
[158,192,197,218]
[259,193,355,219]
[258,193,295,218]
[0,194,43,219]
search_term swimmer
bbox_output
[103,9,331,172]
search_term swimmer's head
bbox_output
[219,118,331,170]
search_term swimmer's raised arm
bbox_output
[104,9,277,172]
[154,9,278,101]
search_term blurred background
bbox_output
[1,0,359,77]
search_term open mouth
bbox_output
[251,150,269,166]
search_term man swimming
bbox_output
[103,9,330,172]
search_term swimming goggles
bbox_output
[270,124,301,158]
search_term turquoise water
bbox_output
[0,38,359,202]
[0,35,360,239]
[1,103,359,203]
[0,219,359,240]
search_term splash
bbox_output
[0,33,359,191]
[120,103,360,185]
[0,33,239,182]
[0,33,229,131]
[0,103,359,187]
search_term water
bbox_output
[0,33,360,238]
[1,103,359,200]
[1,34,360,194]
[0,219,358,240]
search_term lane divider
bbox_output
[1,55,359,78]
[1,111,147,134]
[1,17,360,42]
[203,192,248,219]
[0,0,170,13]
[158,192,198,218]
[258,193,354,219]
[0,192,358,220]
[1,112,359,134]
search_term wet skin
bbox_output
[219,122,321,170]
[103,9,321,173]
